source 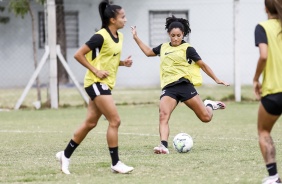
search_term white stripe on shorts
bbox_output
[92,83,100,96]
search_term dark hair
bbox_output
[98,0,122,29]
[165,15,191,37]
[265,0,278,14]
[265,0,282,35]
[273,0,282,28]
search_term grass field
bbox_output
[0,85,255,109]
[1,86,282,183]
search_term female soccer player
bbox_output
[254,0,282,183]
[56,0,134,174]
[131,16,229,154]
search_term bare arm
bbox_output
[196,60,229,86]
[253,43,268,100]
[131,26,156,57]
[74,44,109,79]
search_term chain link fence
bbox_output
[0,0,265,109]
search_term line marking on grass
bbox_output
[97,132,160,137]
[0,130,159,137]
[0,130,63,133]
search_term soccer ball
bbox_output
[173,133,193,153]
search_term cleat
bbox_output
[204,99,226,110]
[262,174,282,184]
[153,144,169,154]
[111,161,134,174]
[56,151,71,175]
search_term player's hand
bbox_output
[253,80,262,100]
[131,26,137,38]
[93,70,109,79]
[216,79,230,86]
[123,55,133,67]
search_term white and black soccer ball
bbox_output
[173,133,193,153]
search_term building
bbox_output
[0,0,265,89]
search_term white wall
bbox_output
[0,0,266,88]
[115,0,266,87]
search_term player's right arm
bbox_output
[74,37,109,80]
[131,26,156,57]
[253,43,267,100]
[253,24,268,100]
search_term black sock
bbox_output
[266,163,278,176]
[64,139,79,158]
[161,140,168,148]
[109,147,119,166]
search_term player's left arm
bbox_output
[196,60,230,86]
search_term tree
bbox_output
[8,0,69,108]
[8,0,45,102]
[9,0,69,85]
[55,0,68,84]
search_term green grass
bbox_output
[0,85,256,109]
[1,101,282,183]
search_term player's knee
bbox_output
[85,120,98,129]
[159,110,169,122]
[199,113,212,123]
[84,116,98,130]
[109,117,121,128]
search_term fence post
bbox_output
[47,0,58,108]
[233,0,241,102]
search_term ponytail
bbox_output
[98,0,122,29]
[274,0,282,30]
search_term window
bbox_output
[38,11,79,48]
[64,11,79,48]
[149,11,189,47]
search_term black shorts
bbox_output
[160,81,198,103]
[261,92,282,115]
[85,82,111,100]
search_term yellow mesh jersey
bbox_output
[84,28,123,89]
[160,42,202,88]
[259,19,282,96]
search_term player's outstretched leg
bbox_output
[204,99,226,110]
[56,151,71,175]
